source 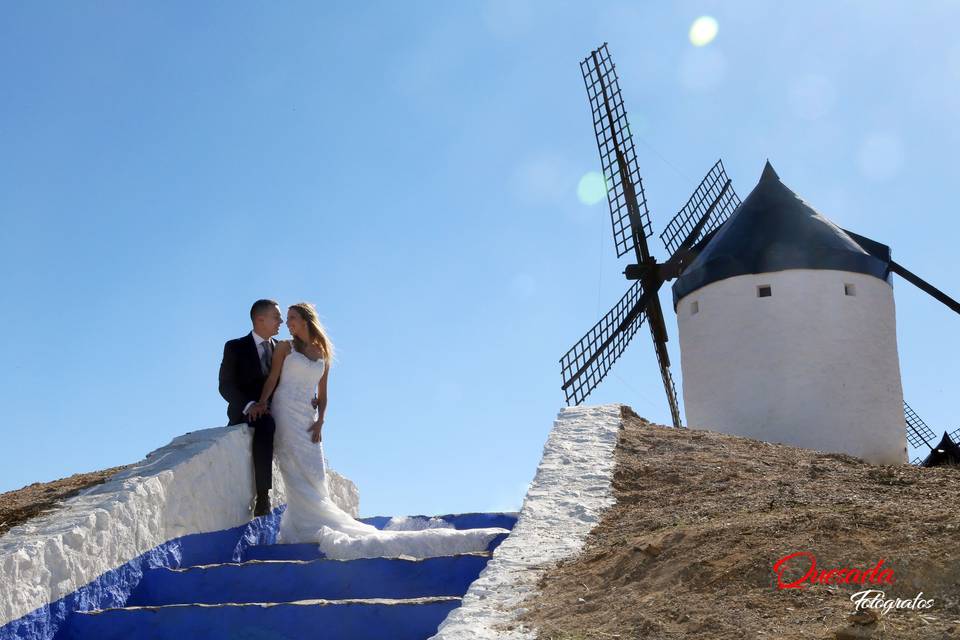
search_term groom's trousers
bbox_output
[249,413,275,495]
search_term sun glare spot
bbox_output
[577,172,608,205]
[689,16,718,47]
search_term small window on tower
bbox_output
[757,285,772,298]
[844,283,856,296]
[691,301,699,315]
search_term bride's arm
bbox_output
[307,365,330,443]
[257,342,291,406]
[315,365,330,423]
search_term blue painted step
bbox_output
[51,512,519,640]
[65,598,461,640]
[242,531,510,562]
[126,553,491,606]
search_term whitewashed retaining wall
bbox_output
[432,404,623,640]
[0,425,358,627]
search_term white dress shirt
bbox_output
[244,332,273,416]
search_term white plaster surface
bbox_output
[677,269,906,464]
[0,424,358,627]
[431,404,623,640]
[383,517,454,531]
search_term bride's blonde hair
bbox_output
[289,302,335,362]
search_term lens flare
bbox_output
[689,16,718,47]
[577,172,608,205]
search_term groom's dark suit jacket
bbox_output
[218,332,275,426]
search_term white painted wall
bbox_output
[432,404,623,640]
[676,269,906,465]
[0,425,358,627]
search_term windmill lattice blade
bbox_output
[904,401,937,449]
[889,260,960,316]
[659,361,682,427]
[660,160,741,258]
[646,312,682,427]
[950,427,960,442]
[581,43,652,259]
[560,281,651,406]
[910,456,923,466]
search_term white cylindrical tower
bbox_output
[671,162,906,464]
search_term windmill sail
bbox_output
[563,43,685,426]
[580,43,652,259]
[560,281,654,406]
[904,401,938,450]
[660,160,741,259]
[648,308,682,427]
[888,261,960,316]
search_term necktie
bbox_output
[260,341,272,375]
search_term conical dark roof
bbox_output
[921,432,960,468]
[671,161,891,306]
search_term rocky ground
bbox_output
[0,466,130,537]
[519,406,960,639]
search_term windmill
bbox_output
[558,43,743,427]
[560,43,960,465]
[904,402,960,467]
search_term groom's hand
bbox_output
[249,402,269,421]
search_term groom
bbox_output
[218,299,282,517]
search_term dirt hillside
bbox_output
[0,466,130,537]
[519,406,960,639]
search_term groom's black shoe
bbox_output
[253,491,271,517]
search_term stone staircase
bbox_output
[61,512,515,640]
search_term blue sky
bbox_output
[2,2,958,515]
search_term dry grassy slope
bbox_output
[519,406,960,640]
[0,466,130,537]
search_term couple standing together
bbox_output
[218,299,507,560]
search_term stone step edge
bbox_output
[169,551,492,572]
[78,596,463,615]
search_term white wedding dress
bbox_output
[271,345,509,560]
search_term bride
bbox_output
[252,302,508,560]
